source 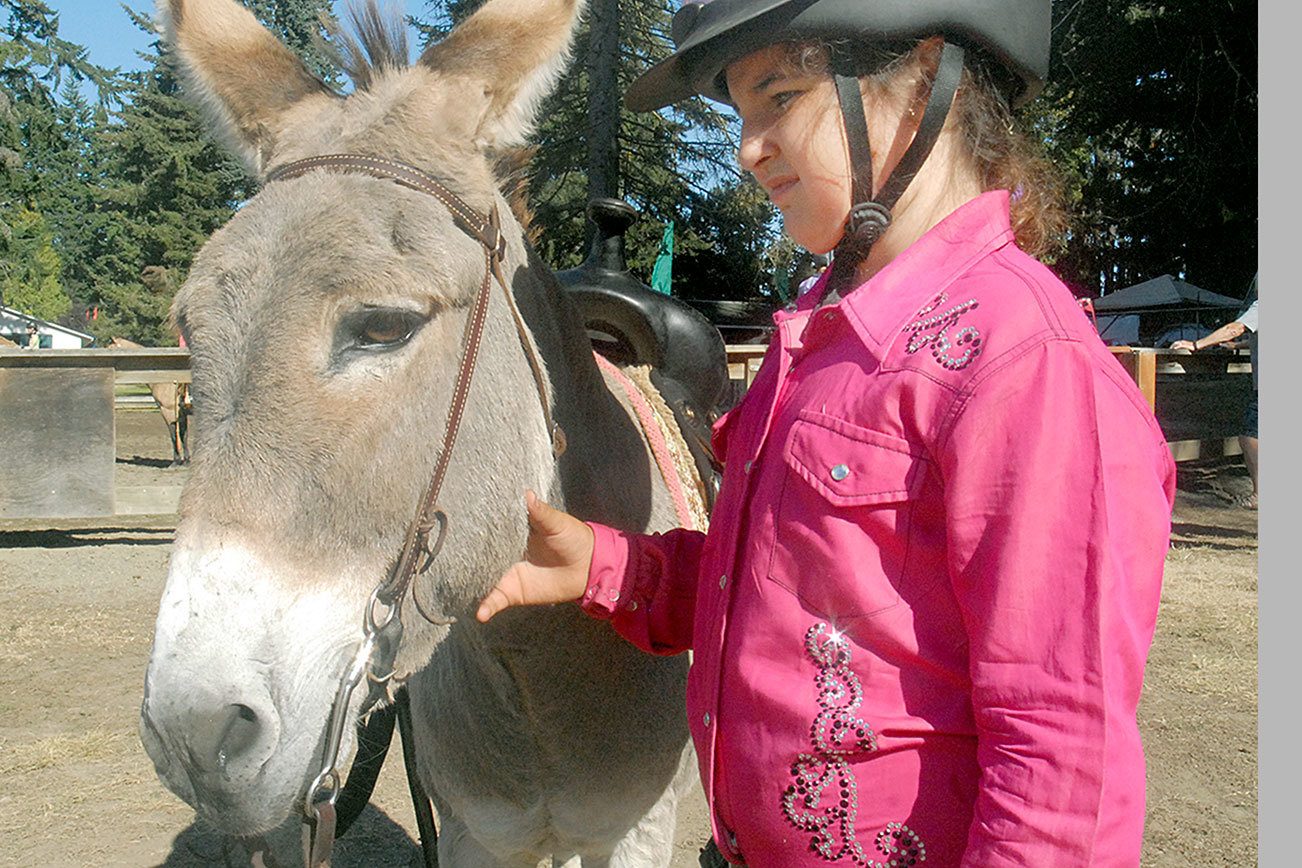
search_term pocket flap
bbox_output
[783,412,928,507]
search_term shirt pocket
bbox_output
[767,410,929,621]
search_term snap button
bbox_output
[743,460,753,473]
[719,573,728,590]
[628,600,638,611]
[607,588,619,602]
[703,712,711,727]
[830,463,851,481]
[823,311,837,322]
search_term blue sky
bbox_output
[46,1,403,75]
[47,1,156,74]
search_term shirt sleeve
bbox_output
[1234,299,1258,332]
[577,522,705,655]
[938,339,1174,866]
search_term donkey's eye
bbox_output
[358,311,418,345]
[340,308,426,354]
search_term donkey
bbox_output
[138,0,699,864]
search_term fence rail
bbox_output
[0,343,1254,521]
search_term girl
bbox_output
[480,1,1176,865]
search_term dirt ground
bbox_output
[0,409,1257,867]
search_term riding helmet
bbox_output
[626,0,1051,111]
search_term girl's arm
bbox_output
[939,339,1174,865]
[578,522,705,655]
[478,491,705,655]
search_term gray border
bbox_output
[1258,2,1287,864]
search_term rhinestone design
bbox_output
[903,292,983,371]
[780,623,927,866]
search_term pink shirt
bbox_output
[580,191,1176,867]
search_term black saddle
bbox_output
[556,199,728,508]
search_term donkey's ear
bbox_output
[418,0,583,147]
[157,0,336,174]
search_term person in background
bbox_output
[24,324,39,349]
[1172,288,1258,508]
[795,252,830,298]
[479,0,1177,864]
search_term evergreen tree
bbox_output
[0,0,118,313]
[80,2,341,344]
[0,205,66,319]
[243,0,338,80]
[78,7,248,343]
[418,0,778,302]
[1033,0,1257,297]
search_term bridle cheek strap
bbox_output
[263,154,563,627]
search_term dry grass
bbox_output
[0,424,1260,866]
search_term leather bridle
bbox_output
[258,153,566,867]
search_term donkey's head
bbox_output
[140,0,583,836]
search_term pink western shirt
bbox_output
[580,191,1176,867]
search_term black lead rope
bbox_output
[330,688,440,866]
[824,40,967,301]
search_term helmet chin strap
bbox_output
[823,40,966,301]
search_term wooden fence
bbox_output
[0,344,1252,520]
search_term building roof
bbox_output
[0,306,95,342]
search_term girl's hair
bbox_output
[785,40,1069,259]
[951,57,1069,259]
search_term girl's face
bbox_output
[723,42,927,256]
[728,46,850,253]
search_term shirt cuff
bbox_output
[578,521,632,619]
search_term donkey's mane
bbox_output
[323,0,411,93]
[322,1,539,236]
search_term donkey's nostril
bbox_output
[191,703,264,776]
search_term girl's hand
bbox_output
[476,491,595,622]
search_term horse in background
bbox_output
[108,337,191,466]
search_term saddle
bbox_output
[555,199,728,510]
[567,275,727,511]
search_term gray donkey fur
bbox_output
[139,1,696,864]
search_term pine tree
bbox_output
[417,0,780,302]
[0,206,67,319]
[243,0,338,80]
[80,7,246,343]
[0,0,118,313]
[80,2,342,344]
[1030,0,1257,296]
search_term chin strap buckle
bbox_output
[846,200,892,246]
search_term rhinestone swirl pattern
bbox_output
[903,292,983,371]
[780,624,928,865]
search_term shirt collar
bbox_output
[809,190,1017,361]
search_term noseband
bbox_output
[259,153,566,867]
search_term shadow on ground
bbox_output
[156,806,422,867]
[118,454,186,469]
[0,526,176,548]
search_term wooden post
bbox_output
[1134,349,1157,411]
[0,347,191,520]
[1108,346,1156,410]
